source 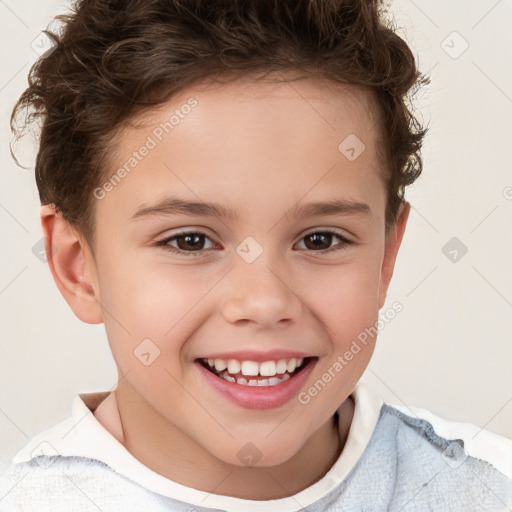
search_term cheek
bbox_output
[96,251,219,371]
[298,264,382,406]
[303,256,383,332]
[98,248,208,330]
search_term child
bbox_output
[1,0,511,510]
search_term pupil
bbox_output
[178,234,203,250]
[306,233,331,250]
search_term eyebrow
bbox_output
[130,195,372,221]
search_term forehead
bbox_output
[189,72,377,117]
[97,74,385,226]
[148,73,378,138]
[117,72,380,154]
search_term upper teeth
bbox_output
[204,357,305,377]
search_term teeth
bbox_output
[204,356,308,379]
[287,358,297,373]
[218,373,291,386]
[276,360,288,374]
[214,359,227,372]
[241,360,259,376]
[227,359,241,374]
[259,361,276,376]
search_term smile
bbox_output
[199,357,310,387]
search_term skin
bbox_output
[41,73,409,500]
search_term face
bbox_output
[75,75,405,467]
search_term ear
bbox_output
[378,201,410,309]
[40,204,103,324]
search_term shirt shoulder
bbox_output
[0,456,194,512]
[367,403,512,511]
[387,402,512,480]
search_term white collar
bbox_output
[12,381,383,512]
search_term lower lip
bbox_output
[195,358,317,410]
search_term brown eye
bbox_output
[303,233,334,250]
[156,231,216,256]
[296,230,353,253]
[174,233,205,251]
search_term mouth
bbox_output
[197,356,316,387]
[194,354,318,409]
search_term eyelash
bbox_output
[155,229,353,257]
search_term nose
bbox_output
[220,255,304,328]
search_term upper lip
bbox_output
[197,349,314,362]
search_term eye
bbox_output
[295,229,353,253]
[155,229,353,257]
[155,231,217,257]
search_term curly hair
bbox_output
[11,0,429,248]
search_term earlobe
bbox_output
[378,201,410,310]
[40,204,103,324]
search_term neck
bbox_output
[98,383,354,500]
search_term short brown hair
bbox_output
[11,0,429,248]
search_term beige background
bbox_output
[1,0,511,470]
